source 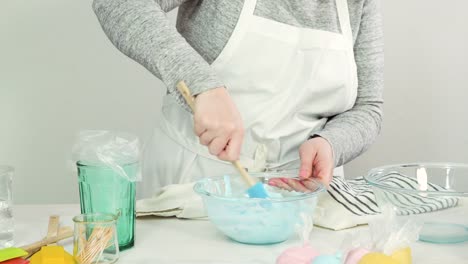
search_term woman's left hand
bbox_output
[268,137,334,191]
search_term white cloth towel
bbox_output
[136,183,206,219]
[136,175,459,230]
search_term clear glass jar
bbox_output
[73,213,119,264]
[0,165,14,248]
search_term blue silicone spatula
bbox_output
[176,81,268,198]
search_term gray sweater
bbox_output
[92,0,384,167]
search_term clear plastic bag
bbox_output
[342,206,422,264]
[277,207,421,264]
[276,213,320,264]
[72,130,142,182]
[297,212,314,246]
[368,206,421,255]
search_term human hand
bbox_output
[193,87,244,161]
[268,137,334,191]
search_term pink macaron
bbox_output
[276,244,320,264]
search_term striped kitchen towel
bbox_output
[328,173,459,216]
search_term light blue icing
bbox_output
[223,175,232,197]
[311,252,342,264]
[199,176,319,244]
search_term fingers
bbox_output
[302,178,321,190]
[208,136,229,156]
[217,131,243,161]
[299,144,317,180]
[194,117,208,136]
[312,160,333,186]
[283,178,309,192]
[199,130,217,146]
[268,178,309,193]
[268,178,294,191]
[192,87,245,161]
[195,118,242,159]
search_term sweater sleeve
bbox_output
[314,0,384,167]
[92,0,224,99]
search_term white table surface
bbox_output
[14,204,467,264]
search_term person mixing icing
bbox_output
[92,0,383,196]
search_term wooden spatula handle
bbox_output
[232,161,256,186]
[176,81,196,110]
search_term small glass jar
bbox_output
[0,165,14,248]
[73,213,119,264]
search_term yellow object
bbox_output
[358,248,412,264]
[358,253,399,264]
[30,246,75,264]
[391,247,412,264]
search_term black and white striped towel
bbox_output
[328,174,459,216]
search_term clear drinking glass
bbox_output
[77,161,137,250]
[73,213,119,264]
[0,166,14,248]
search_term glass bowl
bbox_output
[365,163,468,244]
[194,172,325,245]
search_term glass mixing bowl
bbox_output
[194,172,325,245]
[365,163,468,244]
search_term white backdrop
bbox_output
[1,0,467,204]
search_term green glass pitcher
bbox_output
[77,161,137,250]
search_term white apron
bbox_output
[141,0,358,197]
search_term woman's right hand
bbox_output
[193,87,244,161]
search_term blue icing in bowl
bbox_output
[194,173,325,245]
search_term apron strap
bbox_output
[243,0,258,16]
[211,0,258,68]
[336,0,354,45]
[336,0,358,93]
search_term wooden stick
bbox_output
[20,228,74,254]
[24,216,63,259]
[75,226,114,264]
[176,81,256,187]
[176,81,196,110]
[232,160,256,186]
[23,226,73,259]
[46,215,60,246]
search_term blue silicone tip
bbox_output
[247,182,269,198]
